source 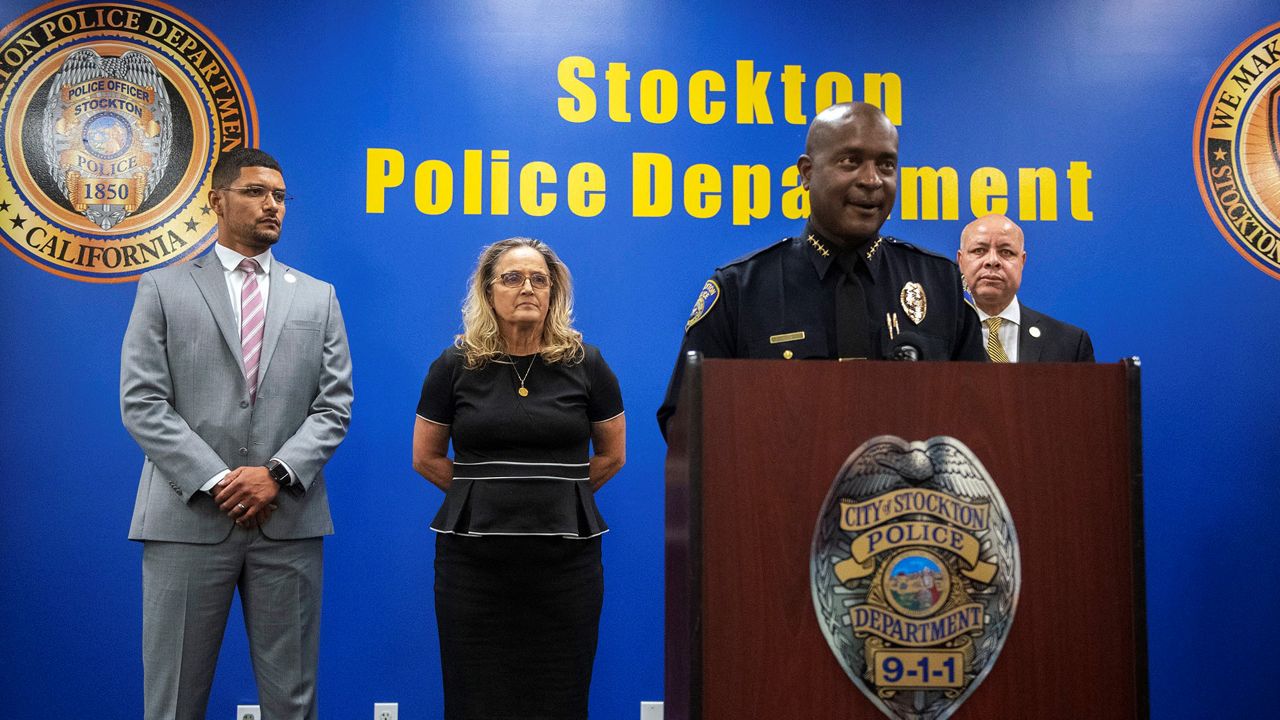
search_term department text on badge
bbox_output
[853,603,985,647]
[0,6,248,150]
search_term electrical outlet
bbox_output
[640,701,664,719]
[235,705,261,720]
[374,701,399,720]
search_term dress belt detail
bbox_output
[453,460,589,481]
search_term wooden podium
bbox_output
[664,356,1146,720]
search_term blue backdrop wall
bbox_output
[1,1,1277,718]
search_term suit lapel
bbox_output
[257,260,297,386]
[190,253,247,375]
[1019,307,1043,363]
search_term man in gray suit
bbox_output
[957,213,1094,363]
[121,147,353,719]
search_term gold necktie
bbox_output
[984,316,1010,363]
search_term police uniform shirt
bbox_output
[657,225,985,436]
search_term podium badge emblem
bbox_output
[811,436,1020,720]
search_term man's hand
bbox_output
[214,466,280,524]
[233,501,278,528]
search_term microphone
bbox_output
[887,331,925,361]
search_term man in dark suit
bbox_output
[957,214,1094,362]
[121,147,353,719]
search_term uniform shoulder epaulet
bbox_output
[717,236,793,271]
[881,236,956,264]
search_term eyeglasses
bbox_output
[493,271,551,289]
[220,185,292,204]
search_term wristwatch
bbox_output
[267,458,292,487]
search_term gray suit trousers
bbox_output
[142,529,322,720]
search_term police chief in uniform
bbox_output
[658,102,985,437]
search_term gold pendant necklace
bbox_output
[506,353,535,396]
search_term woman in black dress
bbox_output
[412,237,626,720]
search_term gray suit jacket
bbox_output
[121,250,353,543]
[1018,304,1095,362]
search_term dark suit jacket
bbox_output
[1018,304,1094,362]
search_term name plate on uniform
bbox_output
[810,436,1021,720]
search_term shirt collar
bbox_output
[972,295,1021,326]
[214,242,273,275]
[803,223,883,284]
[803,224,838,279]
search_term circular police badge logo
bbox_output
[1194,21,1280,281]
[0,1,257,282]
[883,550,951,619]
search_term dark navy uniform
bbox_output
[657,226,985,436]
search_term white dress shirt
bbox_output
[973,295,1021,363]
[214,242,273,326]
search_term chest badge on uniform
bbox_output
[811,435,1020,720]
[900,282,927,325]
[685,279,720,332]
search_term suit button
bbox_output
[238,447,248,456]
[240,400,249,408]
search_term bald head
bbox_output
[797,102,900,247]
[961,214,1024,246]
[957,214,1027,315]
[805,102,897,155]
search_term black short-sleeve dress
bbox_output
[417,343,623,720]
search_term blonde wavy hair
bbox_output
[456,237,585,368]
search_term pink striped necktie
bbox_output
[238,258,265,402]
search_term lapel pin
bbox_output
[284,272,296,283]
[1029,326,1041,338]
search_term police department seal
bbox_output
[1194,21,1280,281]
[0,1,258,282]
[811,435,1021,720]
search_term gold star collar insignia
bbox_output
[865,236,883,261]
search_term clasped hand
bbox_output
[214,466,279,528]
